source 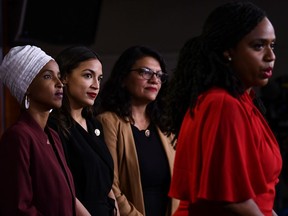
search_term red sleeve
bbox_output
[169,90,267,203]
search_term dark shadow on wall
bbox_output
[261,75,288,213]
[12,0,102,46]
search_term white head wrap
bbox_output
[0,45,53,104]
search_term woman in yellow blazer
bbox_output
[96,46,179,216]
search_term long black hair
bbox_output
[97,45,169,130]
[51,45,101,138]
[163,1,267,138]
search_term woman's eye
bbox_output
[43,74,51,79]
[270,43,276,50]
[253,43,264,50]
[84,73,92,78]
[143,71,152,76]
[98,76,103,83]
[141,68,152,75]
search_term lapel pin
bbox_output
[94,129,100,136]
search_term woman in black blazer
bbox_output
[49,45,118,216]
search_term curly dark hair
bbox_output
[50,45,101,138]
[162,1,267,138]
[97,45,169,130]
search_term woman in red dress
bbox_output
[163,2,282,216]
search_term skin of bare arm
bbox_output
[224,199,264,216]
[75,198,91,216]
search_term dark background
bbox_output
[1,0,288,213]
[6,0,288,80]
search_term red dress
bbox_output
[169,88,282,216]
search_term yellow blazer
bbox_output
[97,111,179,216]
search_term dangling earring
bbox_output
[24,95,30,109]
[228,57,232,61]
[49,109,53,113]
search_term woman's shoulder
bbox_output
[157,127,176,149]
[96,111,126,124]
[200,87,241,107]
[1,117,44,147]
[204,87,235,99]
[2,122,29,140]
[97,111,117,118]
[196,87,250,124]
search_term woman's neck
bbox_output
[70,108,87,131]
[27,109,49,130]
[131,105,150,130]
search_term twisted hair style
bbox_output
[162,1,267,138]
[97,45,168,128]
[51,45,101,138]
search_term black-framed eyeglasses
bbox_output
[130,67,168,83]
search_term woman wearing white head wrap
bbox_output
[0,45,90,216]
[0,45,53,105]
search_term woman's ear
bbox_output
[223,50,232,62]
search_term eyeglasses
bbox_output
[130,67,168,83]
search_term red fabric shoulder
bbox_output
[169,88,267,203]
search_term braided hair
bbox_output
[163,1,267,138]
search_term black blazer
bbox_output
[49,116,115,216]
